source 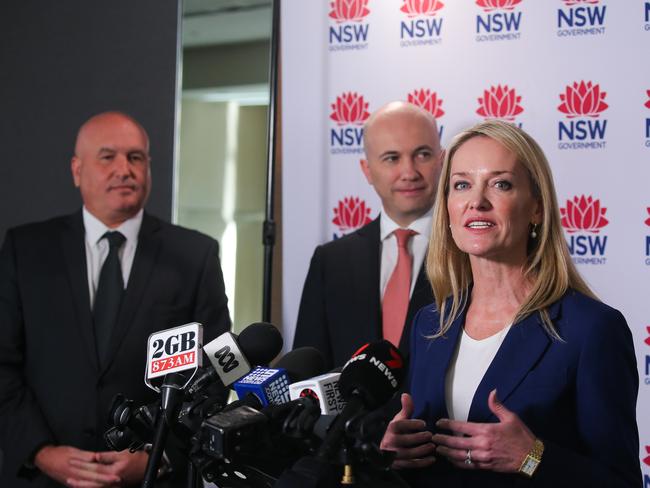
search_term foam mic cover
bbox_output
[316,341,406,460]
[190,322,283,394]
[237,322,284,366]
[273,346,326,383]
[338,340,406,409]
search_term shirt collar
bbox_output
[379,206,433,241]
[82,207,144,246]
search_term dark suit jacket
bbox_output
[405,290,641,488]
[293,217,434,370]
[0,211,231,487]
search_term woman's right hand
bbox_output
[380,393,437,469]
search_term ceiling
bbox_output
[182,0,273,47]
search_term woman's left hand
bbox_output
[432,389,536,473]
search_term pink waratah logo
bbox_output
[332,197,373,233]
[643,446,650,467]
[645,208,650,227]
[401,0,444,17]
[560,195,609,234]
[562,0,599,6]
[558,81,608,118]
[476,85,523,121]
[476,0,522,12]
[645,326,650,347]
[329,0,370,23]
[408,89,445,118]
[330,92,371,126]
[645,90,650,110]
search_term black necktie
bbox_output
[93,231,126,365]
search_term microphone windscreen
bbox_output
[338,340,406,409]
[237,322,283,366]
[273,347,326,383]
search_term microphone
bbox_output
[188,322,283,396]
[233,346,327,408]
[144,322,203,391]
[198,347,327,465]
[289,372,346,416]
[316,340,406,461]
[142,322,205,488]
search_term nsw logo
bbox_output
[407,88,445,139]
[399,0,445,48]
[476,85,524,123]
[557,81,608,150]
[329,0,371,51]
[332,196,373,239]
[561,195,608,265]
[475,0,523,43]
[329,92,370,154]
[557,0,606,37]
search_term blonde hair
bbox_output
[426,120,596,338]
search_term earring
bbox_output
[530,223,538,239]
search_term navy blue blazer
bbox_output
[404,290,641,488]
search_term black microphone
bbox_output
[187,322,283,396]
[229,346,327,411]
[316,340,406,461]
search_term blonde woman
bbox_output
[381,121,640,488]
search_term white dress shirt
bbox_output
[379,207,433,299]
[83,207,143,308]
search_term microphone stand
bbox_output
[142,373,187,488]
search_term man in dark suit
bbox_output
[0,112,231,487]
[293,102,442,369]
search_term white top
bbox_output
[445,324,512,422]
[379,207,433,298]
[83,207,143,308]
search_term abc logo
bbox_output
[212,345,240,373]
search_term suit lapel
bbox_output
[101,213,161,375]
[59,211,99,372]
[351,218,382,343]
[401,266,432,351]
[468,307,558,422]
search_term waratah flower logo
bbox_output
[476,85,524,121]
[332,197,373,233]
[476,0,522,12]
[330,92,371,126]
[558,81,609,118]
[643,446,650,467]
[401,0,444,17]
[408,89,445,119]
[645,90,650,110]
[560,195,609,234]
[329,0,370,23]
[645,326,650,347]
[562,0,599,6]
[645,208,650,227]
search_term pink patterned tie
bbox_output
[382,229,417,347]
